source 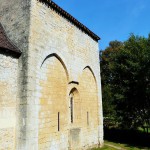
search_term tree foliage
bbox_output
[100,35,150,130]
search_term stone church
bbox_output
[0,0,103,149]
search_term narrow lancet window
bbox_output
[70,97,73,123]
[58,112,60,131]
[87,111,89,125]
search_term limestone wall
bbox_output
[0,0,35,149]
[0,51,18,150]
[38,56,69,149]
[0,0,103,149]
[28,0,104,149]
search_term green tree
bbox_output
[100,35,150,130]
[100,40,123,127]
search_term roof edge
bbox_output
[38,0,101,41]
[0,23,21,55]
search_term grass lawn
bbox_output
[92,144,116,150]
[92,145,116,150]
[106,140,148,150]
[92,128,150,150]
[92,140,149,150]
[93,128,150,150]
[103,128,150,149]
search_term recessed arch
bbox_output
[80,65,99,128]
[41,53,69,81]
[83,66,97,88]
[39,52,69,146]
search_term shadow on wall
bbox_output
[104,127,150,149]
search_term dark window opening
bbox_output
[70,97,73,123]
[58,112,60,131]
[87,111,89,125]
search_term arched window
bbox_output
[69,88,80,125]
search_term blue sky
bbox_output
[53,0,150,50]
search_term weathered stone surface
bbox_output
[0,0,30,51]
[0,0,103,149]
[0,52,18,150]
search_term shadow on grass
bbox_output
[104,127,150,149]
